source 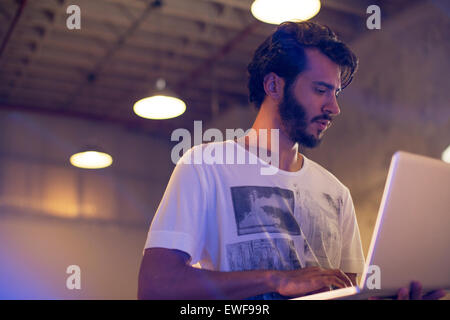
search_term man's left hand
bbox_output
[396,281,447,300]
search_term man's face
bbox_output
[278,48,342,148]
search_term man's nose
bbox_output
[323,96,340,116]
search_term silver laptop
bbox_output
[293,151,450,300]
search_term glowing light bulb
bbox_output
[442,145,450,164]
[133,95,186,120]
[70,151,113,169]
[251,0,321,25]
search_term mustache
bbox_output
[312,114,333,122]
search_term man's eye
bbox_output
[315,88,326,94]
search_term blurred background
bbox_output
[0,0,448,299]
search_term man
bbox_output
[138,22,445,300]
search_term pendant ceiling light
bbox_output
[251,0,321,25]
[133,78,186,120]
[70,146,113,169]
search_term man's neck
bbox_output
[236,126,303,173]
[235,102,304,173]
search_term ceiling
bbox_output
[0,0,418,138]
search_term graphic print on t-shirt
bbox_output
[226,238,302,271]
[294,189,343,269]
[230,186,300,236]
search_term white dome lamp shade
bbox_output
[133,78,186,120]
[251,0,321,25]
[442,144,450,164]
[70,146,113,169]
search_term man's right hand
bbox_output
[272,266,354,298]
[138,248,354,299]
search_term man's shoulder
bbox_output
[305,156,350,193]
[176,140,232,166]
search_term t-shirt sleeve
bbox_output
[144,148,208,265]
[339,188,365,275]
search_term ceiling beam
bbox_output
[0,0,28,58]
[3,0,67,100]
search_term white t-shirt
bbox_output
[145,140,365,298]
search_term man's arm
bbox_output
[138,247,353,300]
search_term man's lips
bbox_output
[314,119,331,131]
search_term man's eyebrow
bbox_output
[312,81,341,92]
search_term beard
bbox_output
[278,84,322,149]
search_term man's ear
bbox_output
[263,72,284,102]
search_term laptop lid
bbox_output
[359,151,450,297]
[293,151,450,300]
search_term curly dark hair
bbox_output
[247,21,358,109]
